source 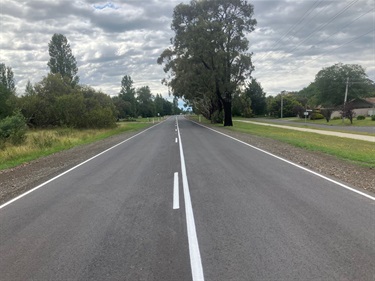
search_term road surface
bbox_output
[1,117,374,280]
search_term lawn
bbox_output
[191,115,375,168]
[290,116,375,126]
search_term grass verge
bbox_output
[190,116,375,168]
[233,117,375,136]
[0,122,151,171]
[290,116,375,127]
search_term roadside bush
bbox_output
[372,115,375,121]
[310,113,324,120]
[0,112,27,146]
[332,116,341,120]
[83,108,117,128]
[356,115,365,120]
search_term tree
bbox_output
[112,96,132,120]
[231,90,252,117]
[172,97,181,115]
[320,108,334,122]
[24,73,75,126]
[137,86,155,117]
[0,63,15,93]
[162,98,173,116]
[48,33,79,86]
[295,82,319,108]
[340,103,356,124]
[18,75,116,128]
[154,94,164,116]
[244,78,266,116]
[267,93,302,118]
[80,86,117,128]
[0,64,17,119]
[24,80,35,96]
[119,75,137,117]
[314,63,374,107]
[158,0,256,126]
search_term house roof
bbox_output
[364,97,375,105]
[346,98,375,108]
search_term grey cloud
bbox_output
[1,0,373,97]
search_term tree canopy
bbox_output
[119,75,137,118]
[158,0,256,126]
[0,64,16,119]
[244,78,266,116]
[137,86,155,118]
[314,63,374,107]
[48,33,79,86]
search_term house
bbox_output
[331,97,375,118]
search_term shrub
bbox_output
[310,113,324,120]
[83,108,117,128]
[372,115,375,121]
[356,115,365,120]
[0,112,27,145]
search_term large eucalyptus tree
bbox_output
[158,0,256,126]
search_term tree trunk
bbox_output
[223,99,233,126]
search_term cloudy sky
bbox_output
[1,0,374,100]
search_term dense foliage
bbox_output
[0,112,27,146]
[314,63,374,107]
[48,33,79,87]
[0,64,17,119]
[159,0,257,126]
[0,34,180,138]
[17,74,117,128]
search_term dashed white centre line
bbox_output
[175,137,178,143]
[173,172,179,209]
[176,116,205,281]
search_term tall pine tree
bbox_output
[47,34,79,86]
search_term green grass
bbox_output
[191,115,375,168]
[290,116,375,127]
[0,122,151,170]
[232,117,375,136]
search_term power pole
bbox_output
[342,77,349,123]
[344,77,349,104]
[281,94,283,119]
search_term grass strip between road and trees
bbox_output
[192,116,375,168]
[0,121,152,171]
[233,117,375,136]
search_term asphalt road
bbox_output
[1,117,374,280]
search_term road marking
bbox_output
[176,117,205,281]
[175,137,178,143]
[173,172,179,209]
[191,120,375,202]
[0,122,164,210]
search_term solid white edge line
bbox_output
[191,120,375,201]
[173,172,179,209]
[176,117,205,281]
[0,121,164,210]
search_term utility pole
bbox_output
[342,77,349,123]
[344,77,349,104]
[281,93,284,119]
